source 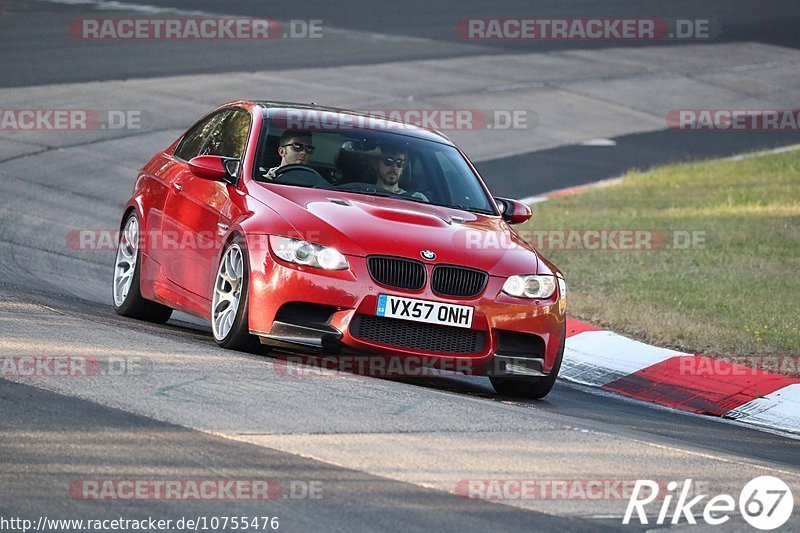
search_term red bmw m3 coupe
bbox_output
[112,101,566,398]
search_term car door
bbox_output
[160,108,251,304]
[140,112,221,274]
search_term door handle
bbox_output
[172,181,182,192]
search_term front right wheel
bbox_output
[489,327,565,399]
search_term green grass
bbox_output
[523,149,800,357]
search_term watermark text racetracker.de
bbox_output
[668,109,800,131]
[0,109,146,131]
[455,228,707,252]
[69,18,323,39]
[69,478,322,501]
[69,229,324,253]
[273,354,479,379]
[457,479,682,501]
[678,355,800,378]
[456,18,716,40]
[69,228,229,252]
[1,355,147,378]
[272,108,535,131]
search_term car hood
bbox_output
[247,184,540,277]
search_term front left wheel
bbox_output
[112,212,173,323]
[211,236,263,353]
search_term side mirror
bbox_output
[188,155,237,183]
[495,197,532,224]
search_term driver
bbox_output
[263,130,314,180]
[374,143,429,201]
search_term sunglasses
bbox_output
[381,157,406,168]
[282,142,315,154]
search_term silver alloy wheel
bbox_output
[212,243,244,341]
[113,215,139,307]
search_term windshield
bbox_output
[253,113,497,214]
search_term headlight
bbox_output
[502,274,557,299]
[269,236,349,270]
[557,276,567,313]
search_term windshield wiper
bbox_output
[262,180,332,190]
[433,203,493,215]
[334,187,427,203]
[334,187,490,212]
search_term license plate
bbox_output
[376,295,473,329]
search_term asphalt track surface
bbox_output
[1,1,800,531]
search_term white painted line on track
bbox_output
[577,138,616,146]
[724,143,800,161]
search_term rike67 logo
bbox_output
[624,476,794,530]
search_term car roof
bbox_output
[248,100,456,145]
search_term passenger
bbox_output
[374,144,429,201]
[263,131,314,179]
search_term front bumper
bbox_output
[246,240,565,377]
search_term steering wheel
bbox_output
[273,164,331,188]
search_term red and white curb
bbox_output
[525,146,800,437]
[562,319,800,436]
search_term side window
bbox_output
[203,110,251,159]
[174,112,226,161]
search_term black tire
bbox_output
[112,212,173,324]
[211,235,265,354]
[489,325,566,399]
